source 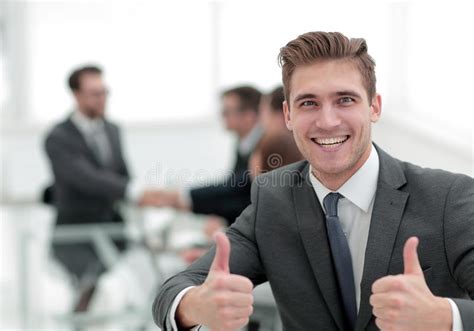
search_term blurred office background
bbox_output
[0,0,473,330]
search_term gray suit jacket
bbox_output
[45,117,130,224]
[153,145,474,330]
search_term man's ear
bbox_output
[283,100,293,130]
[370,94,382,123]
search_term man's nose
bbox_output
[315,105,341,129]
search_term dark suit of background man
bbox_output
[44,65,155,299]
[151,86,263,227]
[153,32,474,331]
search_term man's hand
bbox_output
[138,190,189,210]
[370,237,453,330]
[176,233,254,330]
[137,190,161,206]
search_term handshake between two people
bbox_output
[137,189,189,210]
[175,234,453,331]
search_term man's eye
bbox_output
[301,100,316,107]
[338,97,354,104]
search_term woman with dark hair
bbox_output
[249,132,303,179]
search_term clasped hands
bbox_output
[138,189,188,210]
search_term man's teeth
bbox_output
[314,136,349,146]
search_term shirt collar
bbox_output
[71,109,105,135]
[309,144,379,213]
[238,124,263,156]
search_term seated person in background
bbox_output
[44,65,157,309]
[180,87,301,264]
[150,86,263,228]
[181,132,302,265]
[248,132,303,180]
[253,84,302,177]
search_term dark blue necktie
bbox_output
[323,193,357,329]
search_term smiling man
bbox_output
[285,58,380,192]
[152,32,474,330]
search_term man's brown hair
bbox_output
[269,86,285,113]
[68,65,102,91]
[278,31,376,104]
[222,85,262,113]
[254,132,303,173]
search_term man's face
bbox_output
[221,93,243,132]
[74,73,108,118]
[283,59,381,183]
[221,93,258,137]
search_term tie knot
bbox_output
[323,192,342,217]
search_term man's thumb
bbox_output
[403,237,423,275]
[210,232,230,273]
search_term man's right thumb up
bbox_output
[210,232,230,274]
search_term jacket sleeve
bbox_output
[190,181,251,225]
[444,174,474,330]
[45,129,129,201]
[152,180,267,330]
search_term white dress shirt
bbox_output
[169,144,462,330]
[71,110,112,166]
[309,143,379,310]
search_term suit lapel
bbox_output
[293,163,347,330]
[65,118,102,166]
[104,122,120,168]
[356,146,409,331]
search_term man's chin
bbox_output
[310,159,353,178]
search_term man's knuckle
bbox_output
[220,309,232,319]
[223,320,236,329]
[387,310,399,322]
[211,277,222,289]
[372,307,380,317]
[392,276,406,291]
[375,317,383,328]
[214,294,228,306]
[244,279,253,292]
[372,280,381,292]
[247,305,254,316]
[247,294,254,305]
[392,296,404,309]
[239,317,250,327]
[369,294,376,306]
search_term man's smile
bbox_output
[311,135,350,150]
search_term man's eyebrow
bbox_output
[293,93,318,104]
[333,90,362,98]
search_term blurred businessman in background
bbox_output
[259,86,287,135]
[150,86,263,229]
[44,65,158,309]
